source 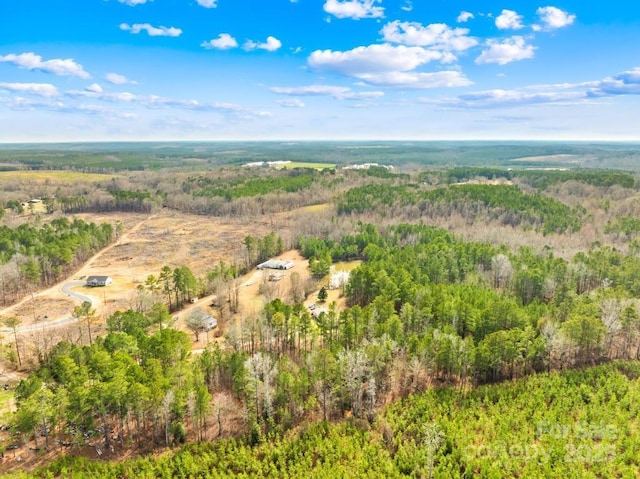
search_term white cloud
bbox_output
[309,44,449,78]
[308,43,473,88]
[276,98,305,108]
[533,6,576,31]
[381,21,477,52]
[0,52,90,78]
[85,83,103,93]
[457,11,474,23]
[105,72,135,85]
[118,0,151,5]
[495,9,524,30]
[120,23,182,37]
[323,0,384,20]
[201,33,238,50]
[243,36,282,52]
[0,82,59,97]
[401,1,412,12]
[63,88,270,120]
[196,0,218,7]
[588,68,640,96]
[458,89,583,107]
[423,79,602,109]
[0,97,65,112]
[355,70,472,89]
[270,84,384,100]
[475,36,535,65]
[67,89,138,103]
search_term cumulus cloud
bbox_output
[118,0,151,5]
[0,82,59,97]
[588,67,640,96]
[380,21,477,52]
[243,36,282,52]
[475,36,535,65]
[457,11,474,23]
[308,43,473,88]
[276,98,305,108]
[0,52,90,78]
[120,23,182,37]
[196,0,218,7]
[105,72,136,85]
[270,84,383,100]
[401,1,413,12]
[309,44,449,77]
[201,33,238,50]
[323,0,384,20]
[495,9,524,30]
[85,83,103,93]
[533,6,576,31]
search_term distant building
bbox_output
[85,275,113,287]
[257,259,294,270]
[342,163,394,170]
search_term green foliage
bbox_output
[187,169,321,200]
[442,167,636,190]
[604,216,640,236]
[516,169,636,189]
[11,363,640,478]
[317,286,328,303]
[338,184,583,234]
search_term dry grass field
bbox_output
[0,208,316,343]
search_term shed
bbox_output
[204,316,218,331]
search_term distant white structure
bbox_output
[329,270,350,290]
[244,160,293,168]
[257,259,294,270]
[342,163,394,170]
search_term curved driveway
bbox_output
[0,281,98,334]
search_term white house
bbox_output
[85,275,113,287]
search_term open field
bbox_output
[0,171,118,183]
[0,209,288,326]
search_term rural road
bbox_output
[0,281,97,334]
[0,215,155,335]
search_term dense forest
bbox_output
[3,143,640,476]
[6,362,640,478]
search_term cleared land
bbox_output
[0,171,117,183]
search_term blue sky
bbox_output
[1,0,640,141]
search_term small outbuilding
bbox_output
[257,259,294,270]
[85,275,113,287]
[203,316,218,331]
